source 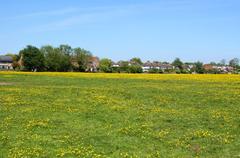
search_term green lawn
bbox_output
[0,72,240,158]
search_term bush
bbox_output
[181,69,190,74]
[127,65,143,73]
[148,68,159,73]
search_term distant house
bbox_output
[203,64,214,71]
[203,64,234,73]
[182,64,195,71]
[88,56,100,72]
[142,61,174,72]
[112,62,120,68]
[0,56,13,70]
[142,61,152,72]
[159,64,174,71]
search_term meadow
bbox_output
[0,72,239,158]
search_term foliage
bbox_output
[73,48,92,72]
[229,58,239,68]
[99,58,112,73]
[180,69,190,74]
[130,57,143,65]
[148,68,159,73]
[172,58,183,70]
[20,45,45,71]
[148,68,163,74]
[59,45,73,56]
[219,59,226,66]
[4,45,240,74]
[127,65,143,73]
[41,45,93,72]
[194,61,204,74]
[41,45,65,72]
[118,61,129,72]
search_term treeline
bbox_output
[12,45,93,72]
[7,45,240,74]
[10,45,146,73]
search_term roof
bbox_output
[0,56,13,63]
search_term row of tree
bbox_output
[11,45,146,73]
[8,45,240,73]
[13,45,92,72]
[99,58,143,73]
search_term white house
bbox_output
[142,61,174,72]
[0,56,13,70]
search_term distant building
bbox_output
[203,64,234,73]
[0,56,13,70]
[142,61,174,72]
[142,61,152,72]
[112,62,120,68]
[88,56,100,72]
[159,64,174,71]
[203,64,214,71]
[182,64,195,71]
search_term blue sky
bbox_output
[0,0,239,63]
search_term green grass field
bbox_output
[0,72,240,158]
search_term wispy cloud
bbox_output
[8,1,198,33]
[24,3,149,33]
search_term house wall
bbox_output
[0,63,13,70]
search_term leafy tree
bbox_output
[127,65,143,73]
[172,58,183,70]
[194,61,204,74]
[180,69,190,74]
[130,57,143,65]
[119,61,129,72]
[20,45,45,71]
[57,48,72,72]
[41,45,72,72]
[41,45,64,71]
[74,48,92,72]
[128,57,143,73]
[219,59,226,66]
[59,44,73,56]
[57,45,73,71]
[99,58,112,73]
[229,58,239,68]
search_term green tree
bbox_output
[99,58,112,73]
[219,59,226,66]
[57,48,72,72]
[74,48,92,72]
[172,58,183,70]
[127,65,143,73]
[128,57,143,73]
[229,58,239,68]
[41,45,72,72]
[41,45,64,71]
[119,61,129,72]
[59,44,73,56]
[130,57,143,65]
[194,61,204,74]
[20,45,45,71]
